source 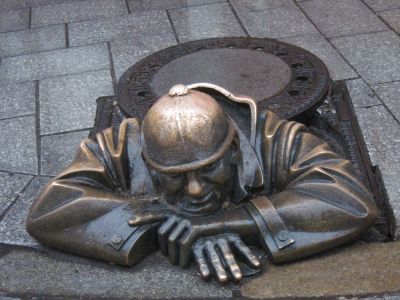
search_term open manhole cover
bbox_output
[116,37,330,120]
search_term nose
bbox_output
[187,172,203,197]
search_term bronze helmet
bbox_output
[142,84,235,173]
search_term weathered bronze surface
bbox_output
[27,83,377,284]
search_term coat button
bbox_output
[112,234,122,244]
[278,230,288,242]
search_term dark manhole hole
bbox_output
[93,37,390,241]
[116,37,330,120]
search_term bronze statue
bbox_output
[27,83,377,283]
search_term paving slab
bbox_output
[231,0,318,39]
[169,2,245,42]
[39,69,113,135]
[31,0,127,27]
[364,0,400,12]
[129,0,224,11]
[0,116,37,174]
[346,79,381,108]
[0,248,234,298]
[0,82,35,119]
[0,8,29,33]
[0,177,47,246]
[379,9,400,34]
[40,130,89,176]
[0,0,80,10]
[299,0,388,38]
[355,105,400,239]
[371,82,400,121]
[241,242,400,298]
[331,31,400,84]
[0,25,65,58]
[0,44,109,85]
[111,33,176,81]
[0,172,32,216]
[280,34,357,80]
[68,10,173,47]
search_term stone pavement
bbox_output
[0,0,399,298]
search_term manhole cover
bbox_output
[116,37,330,120]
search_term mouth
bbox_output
[178,190,224,217]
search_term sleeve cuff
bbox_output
[245,196,295,259]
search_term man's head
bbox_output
[142,84,239,217]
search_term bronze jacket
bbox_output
[27,111,377,266]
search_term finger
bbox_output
[128,211,168,226]
[178,231,195,268]
[217,239,242,282]
[230,236,260,269]
[193,244,210,280]
[158,215,179,255]
[205,241,228,284]
[168,220,189,265]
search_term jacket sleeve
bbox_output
[27,118,158,266]
[245,111,377,263]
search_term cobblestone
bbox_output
[0,116,37,174]
[299,0,388,38]
[169,2,245,42]
[0,82,36,119]
[68,10,172,46]
[0,44,110,85]
[39,69,113,135]
[41,130,89,176]
[31,0,127,27]
[0,25,65,58]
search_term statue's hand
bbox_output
[192,234,260,283]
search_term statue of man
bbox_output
[27,84,377,283]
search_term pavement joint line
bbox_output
[0,176,35,223]
[227,0,250,37]
[28,7,32,29]
[39,126,94,138]
[124,0,131,14]
[361,0,400,39]
[165,0,228,11]
[0,45,68,60]
[166,10,181,44]
[0,113,36,122]
[65,23,70,48]
[325,29,392,39]
[106,42,117,94]
[35,80,41,175]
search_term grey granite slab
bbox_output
[111,33,176,81]
[0,0,80,10]
[299,0,388,38]
[31,0,127,27]
[41,130,89,176]
[39,69,113,135]
[346,79,381,108]
[0,172,32,216]
[0,249,234,298]
[0,82,35,119]
[331,31,400,84]
[371,81,400,121]
[355,105,400,239]
[364,0,400,12]
[0,177,47,247]
[169,2,246,42]
[0,44,110,85]
[68,10,173,47]
[241,242,400,298]
[129,0,224,11]
[0,25,65,58]
[0,8,29,33]
[280,34,357,80]
[231,0,318,39]
[0,116,38,174]
[379,9,400,34]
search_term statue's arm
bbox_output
[27,119,158,266]
[246,111,377,263]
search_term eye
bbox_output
[203,162,217,172]
[167,172,182,179]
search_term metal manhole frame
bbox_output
[116,37,331,120]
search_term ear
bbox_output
[230,135,240,165]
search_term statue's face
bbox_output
[150,143,238,217]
